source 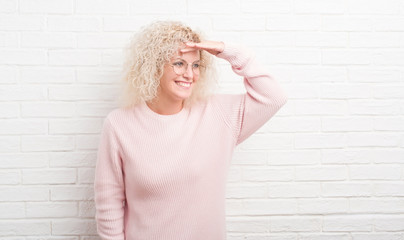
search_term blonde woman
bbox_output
[94,21,287,240]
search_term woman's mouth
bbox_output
[175,81,192,88]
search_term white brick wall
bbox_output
[0,0,403,239]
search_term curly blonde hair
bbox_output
[119,21,217,108]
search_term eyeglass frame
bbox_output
[168,59,205,76]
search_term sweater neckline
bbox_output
[140,101,189,120]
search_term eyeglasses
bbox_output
[169,59,203,75]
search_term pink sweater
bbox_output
[94,44,288,240]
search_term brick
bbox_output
[0,136,19,153]
[49,152,96,167]
[270,216,321,232]
[290,66,347,83]
[21,32,75,48]
[22,102,76,118]
[77,33,130,49]
[267,183,320,198]
[299,234,351,240]
[51,186,94,200]
[298,199,348,214]
[0,220,50,235]
[79,201,95,218]
[0,170,20,184]
[322,182,372,197]
[375,85,404,98]
[352,233,404,240]
[226,217,269,232]
[103,17,153,32]
[0,119,47,135]
[47,16,101,32]
[49,86,119,101]
[0,15,43,30]
[76,102,117,117]
[0,0,17,13]
[268,150,320,166]
[347,133,400,147]
[101,49,123,67]
[295,166,347,181]
[49,50,100,66]
[231,151,267,165]
[0,187,48,201]
[263,117,320,133]
[295,0,345,13]
[0,50,47,65]
[374,117,404,130]
[23,169,76,184]
[243,167,293,181]
[0,103,19,118]
[20,0,72,13]
[321,117,373,132]
[320,84,372,99]
[76,0,128,14]
[295,133,346,149]
[243,199,297,215]
[21,67,75,83]
[296,32,348,47]
[22,136,75,152]
[226,183,267,199]
[348,68,401,83]
[0,85,47,101]
[49,119,103,134]
[295,100,348,116]
[350,165,401,180]
[322,149,371,164]
[323,215,373,232]
[373,51,404,66]
[52,219,97,235]
[0,66,17,83]
[322,17,373,31]
[373,17,404,31]
[350,32,401,48]
[373,216,404,231]
[348,0,401,14]
[131,0,186,14]
[0,153,48,168]
[241,133,293,150]
[0,203,25,218]
[78,168,94,184]
[266,49,320,65]
[26,202,77,217]
[213,16,266,31]
[375,183,404,197]
[282,84,318,99]
[241,32,293,47]
[349,100,401,115]
[350,198,404,213]
[189,0,239,14]
[76,135,100,150]
[322,50,371,65]
[267,16,321,31]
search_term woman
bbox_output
[94,21,287,240]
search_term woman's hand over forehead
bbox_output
[181,41,225,56]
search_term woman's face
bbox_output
[157,49,200,104]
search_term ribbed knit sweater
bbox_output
[94,44,288,240]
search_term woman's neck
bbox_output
[146,98,184,115]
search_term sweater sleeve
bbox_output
[94,117,126,240]
[215,43,288,145]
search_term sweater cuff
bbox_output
[216,43,254,69]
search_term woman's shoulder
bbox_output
[104,106,135,123]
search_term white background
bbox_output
[1,0,404,239]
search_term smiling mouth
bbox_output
[175,81,192,88]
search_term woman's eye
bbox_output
[173,62,184,67]
[192,63,200,68]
